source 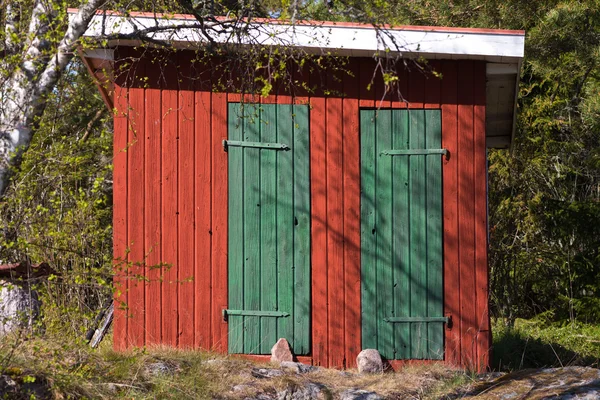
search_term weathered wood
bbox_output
[441,59,461,367]
[474,61,491,371]
[195,89,212,349]
[212,92,229,353]
[458,60,477,368]
[178,88,196,347]
[144,82,162,344]
[111,54,491,371]
[425,110,444,359]
[161,89,178,346]
[228,103,310,355]
[343,62,362,368]
[326,81,345,368]
[112,84,128,351]
[293,104,311,355]
[227,102,244,354]
[128,83,146,347]
[260,103,278,354]
[361,109,443,360]
[310,96,328,367]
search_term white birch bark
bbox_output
[0,0,104,198]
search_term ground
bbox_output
[0,339,599,399]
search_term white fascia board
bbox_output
[81,14,525,61]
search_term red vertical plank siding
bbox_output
[113,84,128,351]
[359,58,375,108]
[145,83,162,344]
[408,65,425,109]
[473,62,490,371]
[457,60,477,368]
[310,95,328,367]
[343,62,361,368]
[110,53,491,371]
[195,89,213,349]
[441,60,461,367]
[425,61,441,109]
[162,89,179,346]
[178,87,196,347]
[326,73,345,369]
[127,83,146,347]
[211,92,229,352]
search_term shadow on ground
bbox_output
[491,328,599,371]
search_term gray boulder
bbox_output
[0,280,40,335]
[356,349,383,374]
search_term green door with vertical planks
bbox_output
[361,109,444,360]
[227,103,310,355]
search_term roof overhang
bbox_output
[75,10,525,148]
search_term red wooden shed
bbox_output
[80,11,525,371]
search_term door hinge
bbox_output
[223,309,290,321]
[380,149,448,157]
[384,316,450,324]
[223,140,289,152]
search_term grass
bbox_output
[0,317,598,398]
[0,334,473,399]
[492,318,600,370]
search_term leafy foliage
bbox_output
[487,0,600,324]
[0,59,112,337]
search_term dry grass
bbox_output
[0,337,472,399]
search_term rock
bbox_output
[251,368,285,379]
[144,360,181,377]
[356,349,383,374]
[340,389,383,400]
[0,280,41,336]
[232,384,254,392]
[280,361,319,374]
[459,366,600,399]
[271,338,294,363]
[277,382,328,400]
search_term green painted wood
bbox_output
[409,109,427,359]
[375,110,394,358]
[224,140,289,150]
[243,104,262,354]
[228,103,245,354]
[384,316,448,323]
[292,104,311,355]
[276,104,295,350]
[228,103,310,355]
[225,310,290,317]
[381,149,447,156]
[392,110,410,360]
[260,104,278,354]
[425,110,444,360]
[361,109,443,360]
[360,109,377,350]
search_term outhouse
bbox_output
[80,11,525,371]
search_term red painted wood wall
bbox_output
[110,48,490,371]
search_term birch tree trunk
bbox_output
[0,0,104,198]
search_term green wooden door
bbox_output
[360,109,444,360]
[227,103,310,355]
